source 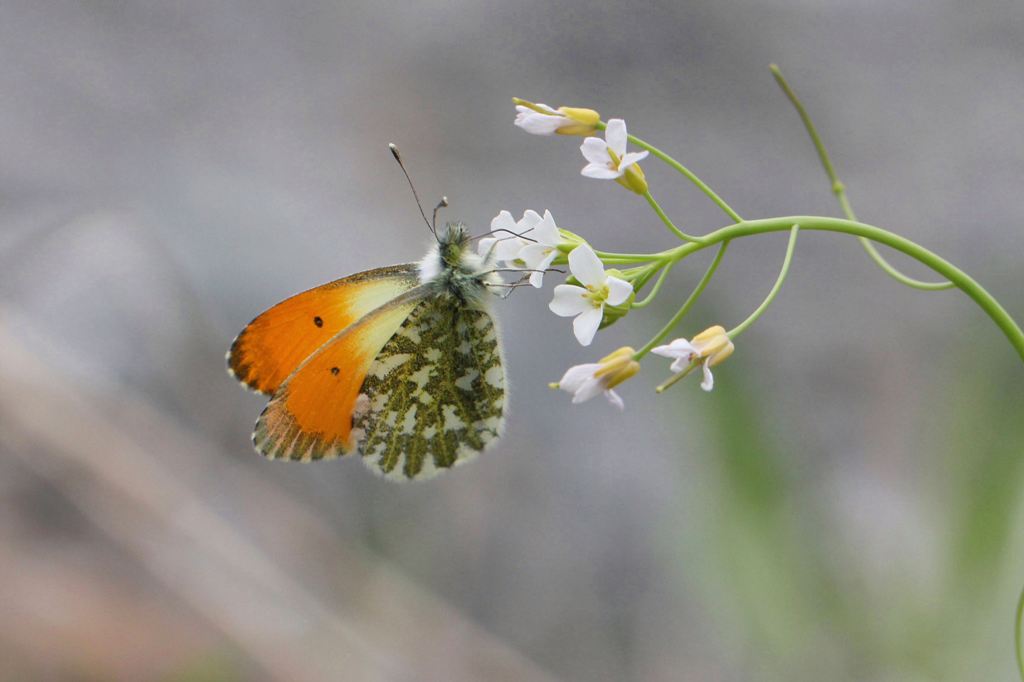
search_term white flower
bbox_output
[549,244,633,346]
[555,346,639,409]
[580,119,649,181]
[516,210,562,287]
[478,210,540,263]
[514,102,600,136]
[515,103,570,135]
[651,325,734,392]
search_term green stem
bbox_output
[857,240,953,290]
[633,260,677,309]
[769,64,953,291]
[594,257,656,265]
[626,133,744,223]
[728,225,800,338]
[635,241,730,358]
[644,191,704,243]
[592,249,661,263]
[664,216,1024,361]
[1017,584,1024,681]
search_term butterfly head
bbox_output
[418,222,501,305]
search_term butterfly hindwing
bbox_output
[354,296,506,480]
[228,264,419,395]
[252,285,430,461]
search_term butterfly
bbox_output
[228,149,507,481]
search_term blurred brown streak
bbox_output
[0,315,560,682]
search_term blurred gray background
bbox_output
[2,1,1023,680]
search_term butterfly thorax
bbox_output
[417,222,499,306]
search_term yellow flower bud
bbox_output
[513,98,601,136]
[594,346,640,389]
[690,325,734,366]
[652,325,734,393]
[615,161,649,195]
[554,107,601,136]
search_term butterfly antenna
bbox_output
[389,143,437,239]
[432,196,449,235]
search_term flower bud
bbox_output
[597,267,634,329]
[615,161,649,195]
[594,346,640,389]
[554,107,601,136]
[512,98,601,136]
[690,325,734,366]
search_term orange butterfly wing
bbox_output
[252,286,429,461]
[227,264,419,395]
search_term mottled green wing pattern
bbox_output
[353,297,505,480]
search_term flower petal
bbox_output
[490,210,517,233]
[571,376,605,403]
[670,357,691,373]
[605,276,633,306]
[700,359,714,392]
[549,284,591,316]
[518,243,552,269]
[581,163,623,180]
[515,106,568,135]
[618,150,649,172]
[519,209,543,233]
[558,362,602,393]
[651,338,698,360]
[528,251,558,288]
[604,389,625,410]
[573,306,603,346]
[580,137,611,165]
[477,236,498,259]
[531,210,561,246]
[567,244,606,288]
[494,236,528,262]
[604,119,628,157]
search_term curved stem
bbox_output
[666,216,1024,361]
[644,191,704,243]
[632,260,677,309]
[728,225,800,339]
[769,64,953,291]
[627,134,744,223]
[857,240,954,290]
[635,241,730,359]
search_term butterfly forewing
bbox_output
[355,297,505,480]
[228,264,419,395]
[253,286,431,461]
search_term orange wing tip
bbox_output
[225,344,272,395]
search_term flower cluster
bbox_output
[478,209,563,288]
[506,97,739,408]
[481,209,633,346]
